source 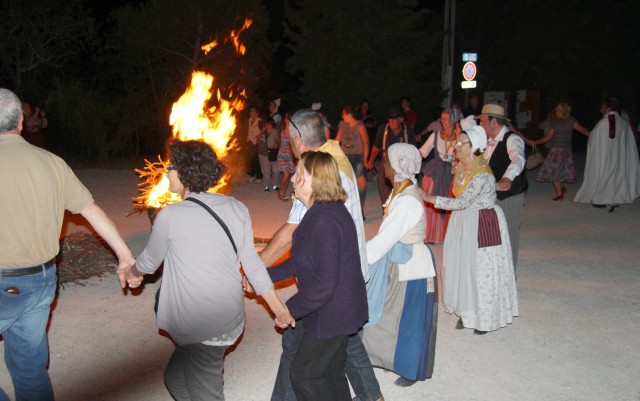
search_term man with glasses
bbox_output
[0,88,135,400]
[258,109,384,401]
[365,106,416,206]
[477,104,527,271]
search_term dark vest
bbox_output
[488,131,528,201]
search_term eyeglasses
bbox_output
[288,118,302,138]
[166,164,177,171]
[455,141,471,146]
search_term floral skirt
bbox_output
[536,148,576,183]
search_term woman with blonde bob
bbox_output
[268,151,369,401]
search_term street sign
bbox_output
[462,62,477,81]
[461,81,477,89]
[462,52,478,62]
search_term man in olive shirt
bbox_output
[0,88,135,401]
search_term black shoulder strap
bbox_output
[184,197,238,255]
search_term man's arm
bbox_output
[498,134,526,191]
[80,202,135,286]
[260,223,297,267]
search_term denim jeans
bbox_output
[0,265,57,401]
[271,325,382,401]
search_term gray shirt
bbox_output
[136,192,273,345]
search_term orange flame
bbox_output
[134,20,252,210]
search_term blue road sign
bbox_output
[462,52,478,62]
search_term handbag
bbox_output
[526,144,544,170]
[154,196,238,314]
[267,148,278,162]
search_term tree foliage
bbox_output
[0,0,96,101]
[283,0,443,123]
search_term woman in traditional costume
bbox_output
[418,108,459,243]
[361,143,438,387]
[422,126,518,334]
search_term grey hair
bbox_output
[0,89,23,133]
[290,109,327,150]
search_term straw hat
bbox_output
[477,104,510,121]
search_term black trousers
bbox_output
[290,334,351,401]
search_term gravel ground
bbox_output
[1,151,639,401]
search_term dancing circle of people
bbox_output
[2,86,639,401]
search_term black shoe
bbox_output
[455,318,464,330]
[592,204,606,208]
[394,376,417,387]
[473,329,487,335]
[609,205,619,213]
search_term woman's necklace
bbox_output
[441,129,455,161]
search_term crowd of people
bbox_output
[2,84,639,401]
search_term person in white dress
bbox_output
[362,143,438,387]
[422,125,518,334]
[573,98,640,211]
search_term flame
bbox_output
[134,20,252,210]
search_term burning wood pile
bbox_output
[133,20,252,211]
[58,21,255,285]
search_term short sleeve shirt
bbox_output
[0,134,93,267]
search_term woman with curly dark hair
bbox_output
[121,140,294,401]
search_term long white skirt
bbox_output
[442,206,518,331]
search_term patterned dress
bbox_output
[277,129,295,174]
[434,161,518,332]
[536,117,577,183]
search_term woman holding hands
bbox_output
[268,151,369,401]
[422,126,518,334]
[121,140,293,401]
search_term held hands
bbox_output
[419,188,436,204]
[275,310,296,329]
[496,177,513,191]
[117,261,143,289]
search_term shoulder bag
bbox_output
[526,144,544,170]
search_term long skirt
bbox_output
[421,158,453,243]
[536,148,577,183]
[361,264,437,381]
[442,207,518,331]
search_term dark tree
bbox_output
[283,0,443,124]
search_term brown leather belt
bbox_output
[1,259,55,277]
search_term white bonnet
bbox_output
[460,115,477,131]
[388,143,421,184]
[464,125,487,152]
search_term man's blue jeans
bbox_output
[0,265,57,401]
[271,324,382,401]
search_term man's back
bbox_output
[0,134,92,267]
